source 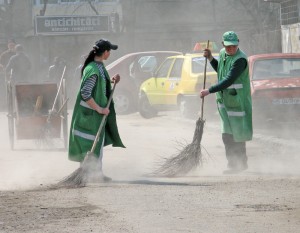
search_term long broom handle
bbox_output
[90,81,117,153]
[200,40,210,120]
[47,66,66,122]
[52,66,66,111]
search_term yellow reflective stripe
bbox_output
[227,111,245,117]
[227,84,243,89]
[73,129,95,141]
[80,100,93,110]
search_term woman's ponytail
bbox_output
[81,50,96,78]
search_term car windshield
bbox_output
[138,56,157,72]
[253,58,300,80]
[192,57,217,73]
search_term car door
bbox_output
[163,58,184,105]
[130,55,163,88]
[146,58,174,105]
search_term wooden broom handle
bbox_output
[200,40,210,120]
[90,82,117,153]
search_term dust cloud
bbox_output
[0,0,298,192]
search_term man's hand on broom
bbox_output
[200,89,210,98]
[111,74,120,83]
[200,47,212,99]
[203,48,213,62]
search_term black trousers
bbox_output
[222,133,247,169]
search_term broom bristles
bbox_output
[151,118,205,177]
[56,151,99,188]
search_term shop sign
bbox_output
[35,15,109,35]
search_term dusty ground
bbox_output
[0,112,299,233]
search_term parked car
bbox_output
[106,51,182,114]
[249,53,300,123]
[138,53,218,118]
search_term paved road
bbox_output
[0,111,299,233]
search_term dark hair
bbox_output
[81,50,96,77]
[80,39,118,78]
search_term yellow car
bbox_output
[138,53,218,118]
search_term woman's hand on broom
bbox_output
[112,74,120,83]
[99,107,110,116]
[200,89,210,98]
[86,98,110,116]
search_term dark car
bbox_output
[249,53,300,123]
[106,51,182,114]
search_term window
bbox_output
[169,58,184,79]
[138,56,157,73]
[156,59,173,77]
[192,57,216,73]
[253,58,300,80]
[281,0,299,25]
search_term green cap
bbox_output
[222,31,239,46]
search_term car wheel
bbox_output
[138,95,157,119]
[114,90,134,115]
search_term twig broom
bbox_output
[38,66,68,147]
[152,40,210,177]
[57,82,117,187]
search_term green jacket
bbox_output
[68,61,125,162]
[216,48,253,142]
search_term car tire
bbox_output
[114,90,134,115]
[138,94,157,119]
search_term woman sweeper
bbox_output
[68,39,125,183]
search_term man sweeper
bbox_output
[200,31,253,174]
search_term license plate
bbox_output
[272,98,300,105]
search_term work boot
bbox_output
[101,175,112,182]
[88,174,112,183]
[223,162,248,174]
[87,169,112,183]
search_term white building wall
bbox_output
[281,23,300,53]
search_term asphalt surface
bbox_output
[0,111,299,233]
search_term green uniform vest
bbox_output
[216,48,253,142]
[68,61,125,162]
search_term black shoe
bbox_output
[102,175,112,182]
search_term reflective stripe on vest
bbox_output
[73,129,95,141]
[227,111,245,117]
[227,84,243,89]
[218,103,245,117]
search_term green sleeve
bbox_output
[209,58,247,93]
